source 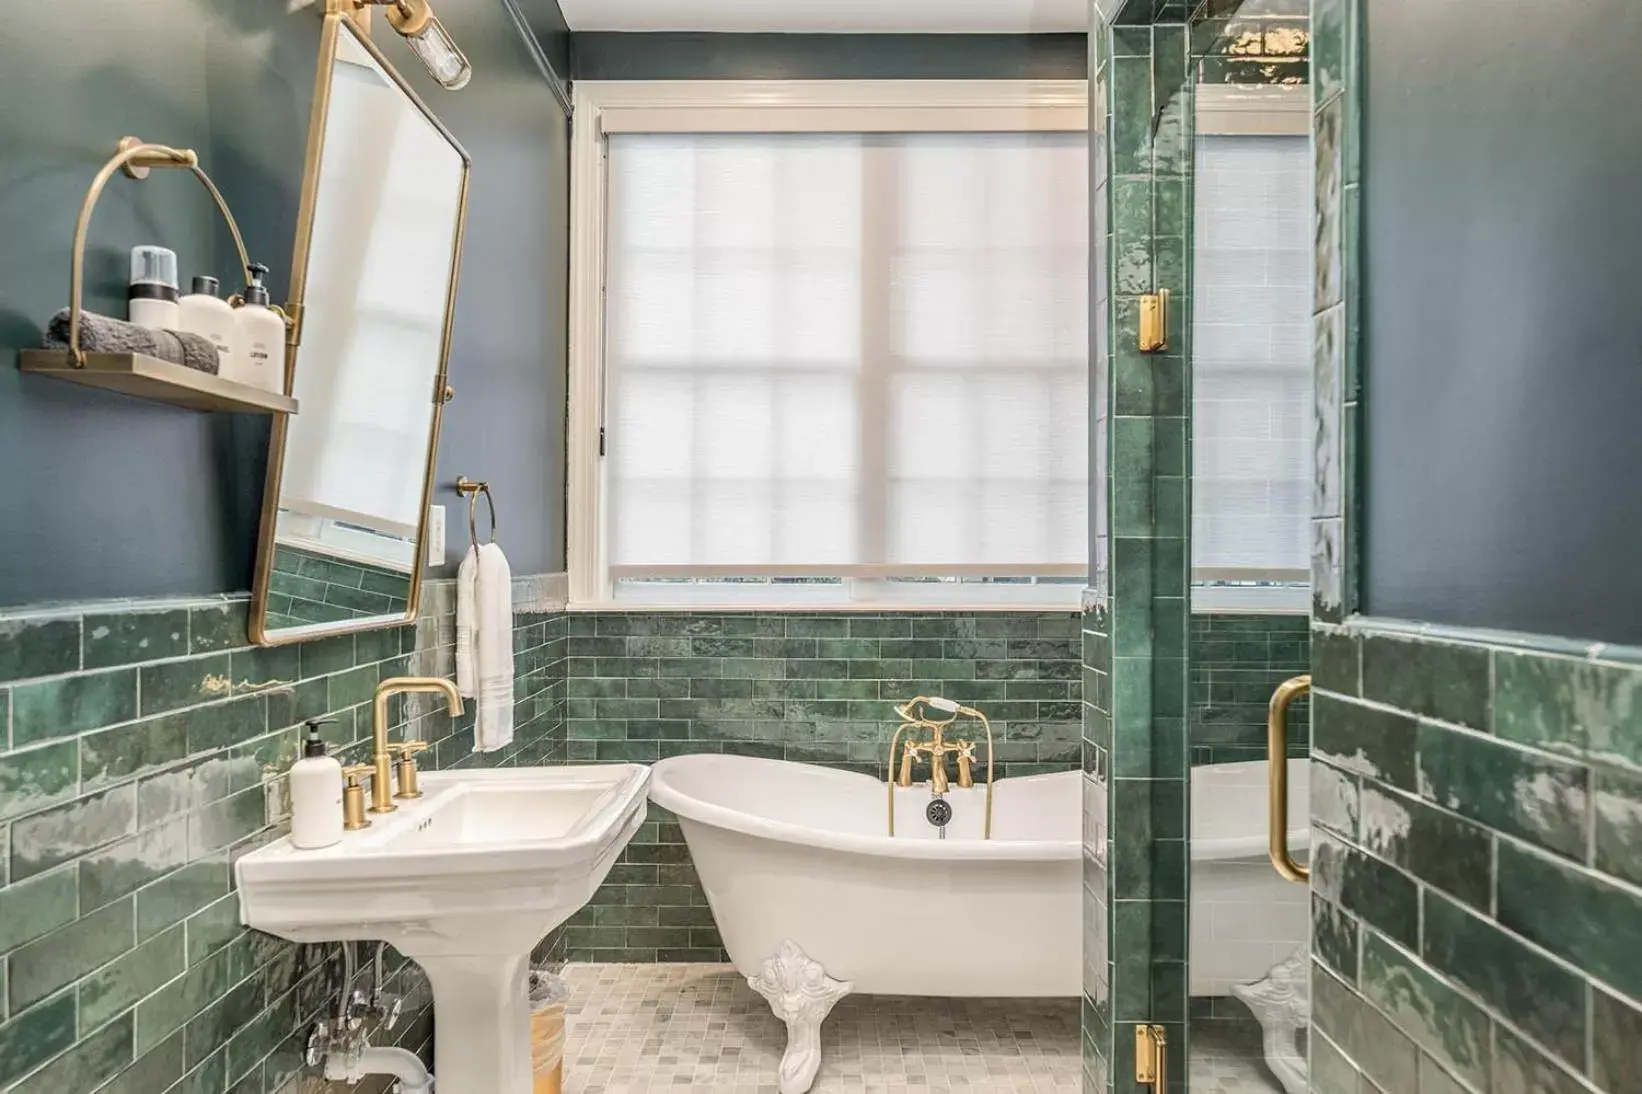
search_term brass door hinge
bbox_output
[284,301,305,347]
[1139,290,1169,352]
[1136,1024,1168,1089]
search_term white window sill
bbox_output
[1191,585,1310,613]
[566,600,1084,615]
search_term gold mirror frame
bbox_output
[249,10,472,646]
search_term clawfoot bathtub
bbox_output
[649,753,1308,1094]
[650,754,1079,1092]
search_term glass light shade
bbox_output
[404,14,471,90]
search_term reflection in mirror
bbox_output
[254,17,468,642]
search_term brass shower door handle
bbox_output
[1267,674,1311,883]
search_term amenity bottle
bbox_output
[177,275,236,370]
[289,719,344,849]
[232,262,287,393]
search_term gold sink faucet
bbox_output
[370,677,463,815]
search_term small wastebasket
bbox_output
[529,971,570,1094]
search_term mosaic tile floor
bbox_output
[1189,1021,1288,1094]
[559,964,1288,1093]
[560,964,1082,1093]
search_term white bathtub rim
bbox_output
[1194,828,1311,862]
[650,754,1078,863]
[1191,758,1311,862]
[650,753,1312,865]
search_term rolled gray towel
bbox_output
[44,308,221,374]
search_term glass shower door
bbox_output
[1185,8,1315,1090]
[1085,4,1314,1091]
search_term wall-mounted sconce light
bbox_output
[350,0,472,90]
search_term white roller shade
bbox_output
[1191,134,1313,581]
[604,131,1088,590]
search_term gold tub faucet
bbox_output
[886,696,995,837]
[370,677,464,815]
[893,720,973,794]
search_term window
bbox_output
[1190,91,1313,611]
[571,82,1089,609]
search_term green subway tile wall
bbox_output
[0,590,1308,1086]
[559,611,1083,962]
[1088,10,1197,1088]
[1090,0,1314,1082]
[1310,623,1642,1094]
[1189,613,1310,765]
[0,582,564,1093]
[1305,0,1642,1088]
[265,546,412,631]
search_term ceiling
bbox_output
[554,0,1089,34]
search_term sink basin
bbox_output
[236,764,650,1093]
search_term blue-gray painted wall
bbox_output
[569,32,1088,80]
[1362,0,1642,645]
[0,0,571,609]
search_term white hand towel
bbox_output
[456,545,479,699]
[456,542,514,753]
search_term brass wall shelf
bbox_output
[18,136,298,418]
[20,350,299,415]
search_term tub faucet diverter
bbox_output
[894,728,976,793]
[886,695,996,838]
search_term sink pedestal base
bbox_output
[420,951,535,1093]
[233,765,655,1094]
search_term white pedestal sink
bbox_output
[236,764,650,1094]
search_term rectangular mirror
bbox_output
[251,12,470,645]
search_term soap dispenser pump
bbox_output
[289,718,344,850]
[231,262,287,394]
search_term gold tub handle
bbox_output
[1266,674,1311,884]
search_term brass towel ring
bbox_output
[455,476,497,547]
[67,137,256,366]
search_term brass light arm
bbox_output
[340,0,473,90]
[375,0,431,34]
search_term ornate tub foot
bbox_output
[1229,944,1309,1094]
[748,940,853,1094]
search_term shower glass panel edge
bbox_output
[1084,0,1197,1091]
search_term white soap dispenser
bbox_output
[232,262,288,393]
[289,718,344,850]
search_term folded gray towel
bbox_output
[44,308,221,374]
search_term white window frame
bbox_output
[1191,84,1312,614]
[568,79,1090,612]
